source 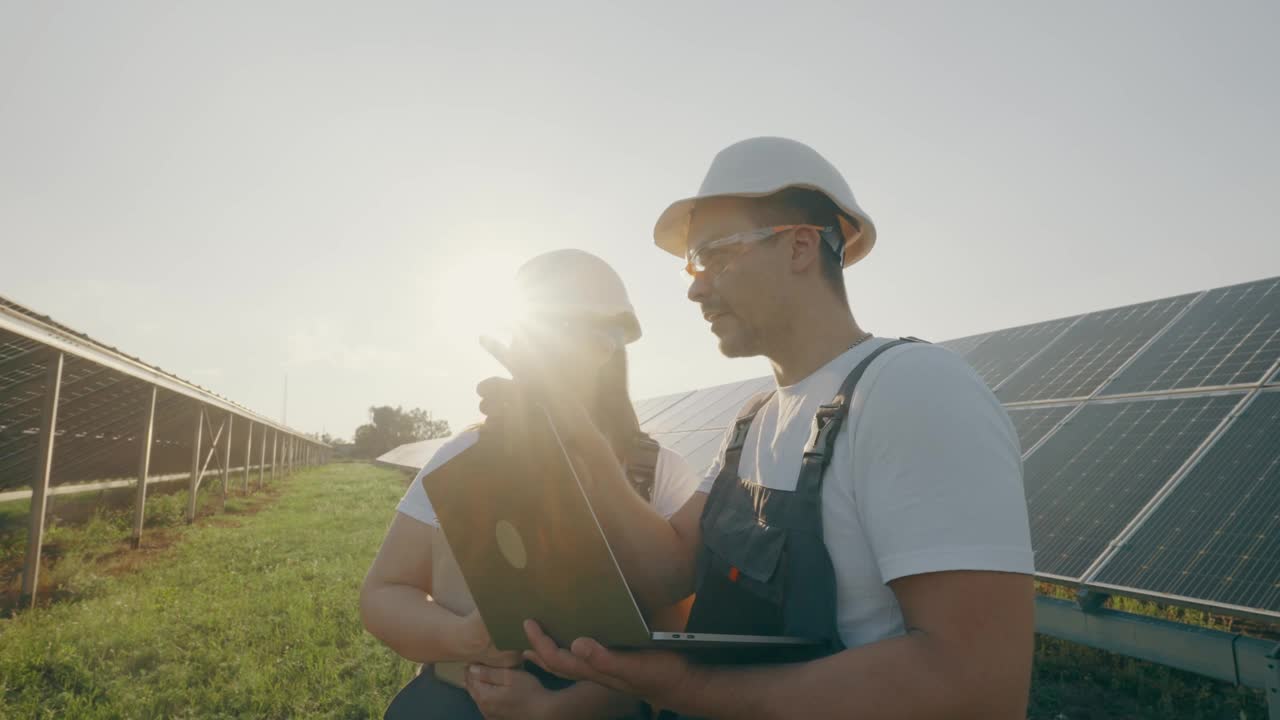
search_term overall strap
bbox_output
[721,390,776,477]
[625,434,662,503]
[795,338,922,497]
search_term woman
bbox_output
[361,249,701,720]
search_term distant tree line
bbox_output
[350,406,451,459]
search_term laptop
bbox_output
[421,405,819,653]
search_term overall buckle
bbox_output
[803,403,843,460]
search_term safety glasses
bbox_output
[684,224,834,277]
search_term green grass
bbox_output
[0,463,1272,718]
[0,464,415,719]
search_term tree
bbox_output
[351,406,451,459]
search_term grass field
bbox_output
[0,463,1270,718]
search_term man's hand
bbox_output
[453,610,522,668]
[522,620,703,710]
[465,665,555,720]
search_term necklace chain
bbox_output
[849,331,873,352]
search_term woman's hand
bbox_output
[465,665,556,720]
[453,609,522,668]
[477,335,605,454]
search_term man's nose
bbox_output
[687,270,712,304]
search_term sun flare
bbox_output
[431,250,527,346]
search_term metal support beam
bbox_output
[1267,644,1280,720]
[221,412,233,503]
[20,352,64,608]
[1036,596,1278,690]
[131,386,157,549]
[271,431,278,483]
[186,403,204,523]
[243,420,253,493]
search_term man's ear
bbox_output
[789,227,823,273]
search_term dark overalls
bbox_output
[666,339,916,719]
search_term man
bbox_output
[485,137,1035,719]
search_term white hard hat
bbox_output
[654,137,876,267]
[514,249,642,344]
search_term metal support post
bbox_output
[20,352,64,608]
[221,412,234,502]
[271,431,278,482]
[221,412,233,504]
[186,405,204,523]
[258,424,266,489]
[243,420,253,493]
[131,386,157,548]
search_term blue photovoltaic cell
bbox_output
[1091,390,1280,613]
[1102,277,1280,395]
[1022,393,1240,579]
[1006,404,1077,456]
[998,295,1195,403]
[960,317,1077,390]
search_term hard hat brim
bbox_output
[653,185,876,268]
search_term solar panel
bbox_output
[664,376,773,433]
[938,333,991,359]
[960,317,1077,390]
[655,428,725,475]
[634,391,695,425]
[642,381,747,434]
[1102,277,1280,396]
[998,295,1195,403]
[1006,404,1077,455]
[1090,390,1280,615]
[1022,393,1241,579]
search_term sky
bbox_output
[2,1,1278,440]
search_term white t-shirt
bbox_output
[698,338,1034,649]
[398,429,703,526]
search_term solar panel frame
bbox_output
[998,294,1196,404]
[1101,278,1280,396]
[1021,391,1244,581]
[1086,388,1280,618]
[1005,403,1079,457]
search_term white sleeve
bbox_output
[395,431,481,527]
[650,447,705,518]
[851,345,1035,583]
